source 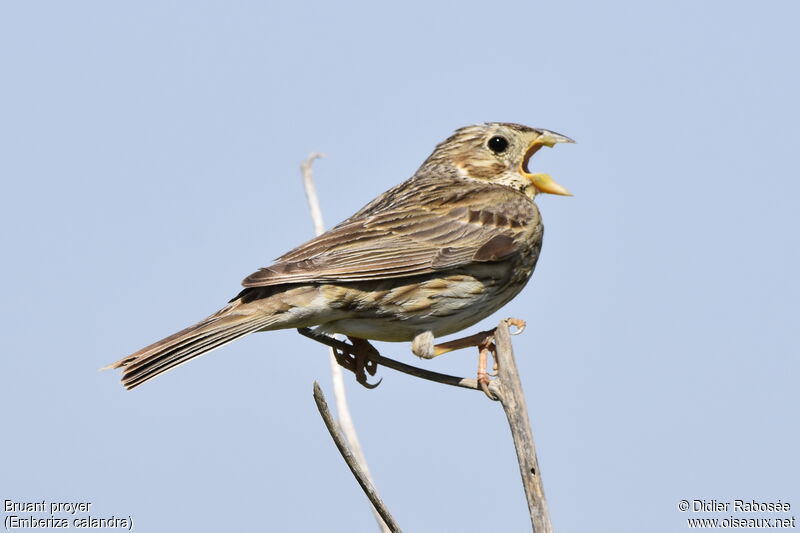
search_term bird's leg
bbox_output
[413,318,527,400]
[476,336,496,399]
[346,336,382,389]
[410,328,498,398]
[430,329,497,357]
[430,318,527,358]
[296,328,381,389]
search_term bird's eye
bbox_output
[487,136,509,154]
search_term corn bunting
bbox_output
[106,123,573,389]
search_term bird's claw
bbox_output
[505,317,527,335]
[354,349,382,389]
[346,337,383,390]
[477,336,499,400]
[478,373,498,400]
[358,376,383,389]
[331,345,383,389]
[300,328,383,390]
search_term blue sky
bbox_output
[1,1,798,531]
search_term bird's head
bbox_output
[421,122,574,198]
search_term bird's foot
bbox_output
[505,317,527,335]
[476,335,496,400]
[296,328,382,389]
[345,337,382,389]
[429,318,527,400]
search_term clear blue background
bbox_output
[2,1,797,531]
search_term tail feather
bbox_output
[123,318,268,389]
[105,305,275,390]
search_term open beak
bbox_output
[522,130,575,196]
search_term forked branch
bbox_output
[305,320,553,532]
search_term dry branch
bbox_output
[313,382,403,533]
[489,321,553,532]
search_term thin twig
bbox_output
[313,382,403,533]
[490,321,553,532]
[300,154,390,533]
[300,153,326,235]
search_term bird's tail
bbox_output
[104,301,276,390]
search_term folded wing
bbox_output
[242,182,537,288]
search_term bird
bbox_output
[105,123,573,390]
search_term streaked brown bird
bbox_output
[106,123,573,390]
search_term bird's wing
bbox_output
[241,182,538,288]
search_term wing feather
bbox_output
[242,179,538,288]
